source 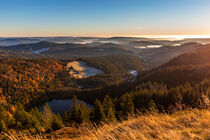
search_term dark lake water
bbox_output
[38,99,92,116]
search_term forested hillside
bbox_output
[71,55,144,88]
[83,55,144,74]
[138,45,210,86]
[1,41,133,58]
[164,45,210,66]
[114,45,210,113]
[138,42,203,68]
[0,58,71,105]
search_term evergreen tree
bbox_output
[43,103,53,130]
[0,105,15,129]
[119,93,134,118]
[28,114,43,133]
[29,108,45,132]
[91,99,105,123]
[103,95,116,122]
[0,105,5,119]
[63,111,70,123]
[30,108,45,125]
[69,96,90,124]
[14,107,30,129]
[77,102,90,124]
[14,106,42,133]
[148,99,158,113]
[69,95,80,123]
[51,114,64,130]
[0,120,7,132]
[169,88,183,105]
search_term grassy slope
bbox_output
[3,109,209,140]
[72,109,210,140]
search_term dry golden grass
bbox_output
[2,109,210,140]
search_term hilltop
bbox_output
[2,109,209,140]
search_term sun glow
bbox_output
[133,35,210,40]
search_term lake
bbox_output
[38,99,92,115]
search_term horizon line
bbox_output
[1,35,210,40]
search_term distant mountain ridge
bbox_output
[139,44,210,86]
[0,41,133,58]
[0,38,209,69]
[1,36,210,46]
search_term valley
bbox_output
[0,37,209,139]
[0,37,206,69]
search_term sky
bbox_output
[0,0,210,37]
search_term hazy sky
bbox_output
[1,0,210,37]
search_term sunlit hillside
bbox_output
[2,109,209,140]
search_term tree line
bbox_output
[1,78,209,133]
